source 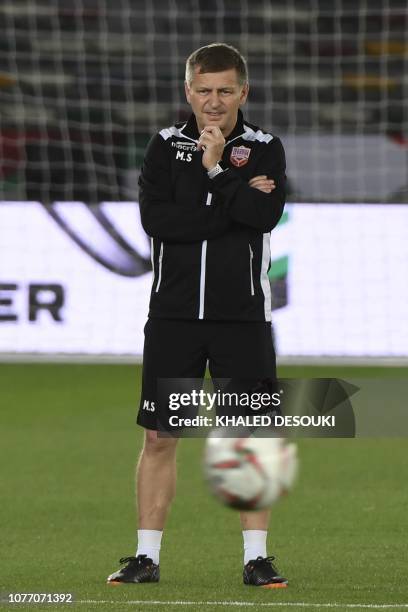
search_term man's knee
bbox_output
[143,429,178,456]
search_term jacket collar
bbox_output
[181,109,245,144]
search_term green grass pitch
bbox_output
[1,363,407,612]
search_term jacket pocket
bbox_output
[155,242,164,293]
[249,244,255,296]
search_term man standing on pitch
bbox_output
[107,43,287,588]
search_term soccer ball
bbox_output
[204,433,298,511]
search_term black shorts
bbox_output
[137,318,277,431]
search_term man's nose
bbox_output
[208,91,221,107]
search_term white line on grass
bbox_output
[77,601,408,609]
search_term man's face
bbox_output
[185,68,249,137]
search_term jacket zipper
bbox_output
[198,193,213,318]
[155,242,163,293]
[249,244,255,296]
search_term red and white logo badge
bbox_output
[230,145,251,167]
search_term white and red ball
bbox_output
[204,433,298,510]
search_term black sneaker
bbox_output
[107,555,160,584]
[243,556,288,588]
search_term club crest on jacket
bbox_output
[230,145,251,167]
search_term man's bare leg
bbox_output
[137,429,178,529]
[240,509,270,531]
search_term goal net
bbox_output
[0,0,406,204]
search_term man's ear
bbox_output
[184,81,191,105]
[239,82,249,106]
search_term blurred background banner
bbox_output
[0,0,407,358]
[1,201,407,357]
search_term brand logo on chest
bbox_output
[172,140,196,163]
[230,145,251,167]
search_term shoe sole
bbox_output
[244,579,288,588]
[107,580,159,585]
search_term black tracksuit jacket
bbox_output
[138,110,286,322]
